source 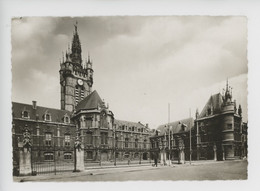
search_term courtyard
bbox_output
[15,160,247,182]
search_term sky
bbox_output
[11,16,248,128]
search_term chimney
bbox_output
[146,123,148,128]
[32,101,37,109]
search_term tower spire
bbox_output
[226,78,229,91]
[71,21,82,65]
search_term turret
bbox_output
[195,108,199,119]
[224,79,232,104]
[238,104,242,116]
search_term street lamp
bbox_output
[113,126,117,166]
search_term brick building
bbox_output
[12,24,151,175]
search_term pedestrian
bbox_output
[154,155,158,167]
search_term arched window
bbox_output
[22,111,29,118]
[64,116,70,124]
[45,113,51,121]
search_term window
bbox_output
[86,151,93,159]
[101,132,108,145]
[64,135,70,146]
[227,124,232,130]
[143,140,147,148]
[115,137,118,148]
[44,152,54,161]
[22,111,29,118]
[86,132,92,145]
[36,128,40,136]
[207,108,211,115]
[65,116,69,123]
[125,138,129,148]
[64,152,72,160]
[45,133,52,146]
[57,128,60,137]
[135,139,138,148]
[45,114,51,121]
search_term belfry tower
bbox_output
[59,22,94,112]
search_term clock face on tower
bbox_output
[77,79,83,86]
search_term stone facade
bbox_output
[60,24,93,112]
[150,118,196,164]
[150,81,248,163]
[195,81,246,160]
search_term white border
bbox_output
[1,0,259,191]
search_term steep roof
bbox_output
[156,118,194,136]
[114,119,146,129]
[12,102,72,123]
[199,93,223,118]
[75,90,103,112]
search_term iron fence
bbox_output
[32,161,74,175]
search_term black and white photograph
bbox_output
[11,16,248,182]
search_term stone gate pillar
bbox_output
[213,143,217,161]
[180,147,185,164]
[222,145,225,161]
[18,128,32,176]
[74,135,85,172]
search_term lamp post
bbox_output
[168,103,172,166]
[113,126,116,166]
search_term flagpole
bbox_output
[189,108,192,165]
[168,103,171,166]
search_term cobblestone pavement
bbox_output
[14,160,247,182]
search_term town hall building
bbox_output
[12,23,247,176]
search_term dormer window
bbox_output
[22,111,29,119]
[64,114,70,124]
[44,113,51,121]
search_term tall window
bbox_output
[101,132,108,145]
[143,139,147,149]
[64,134,70,146]
[75,86,84,106]
[45,133,52,146]
[86,132,93,145]
[125,138,129,148]
[135,139,138,148]
[115,137,118,148]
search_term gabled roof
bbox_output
[199,93,223,118]
[114,119,146,129]
[75,90,103,112]
[155,118,194,136]
[12,102,72,123]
